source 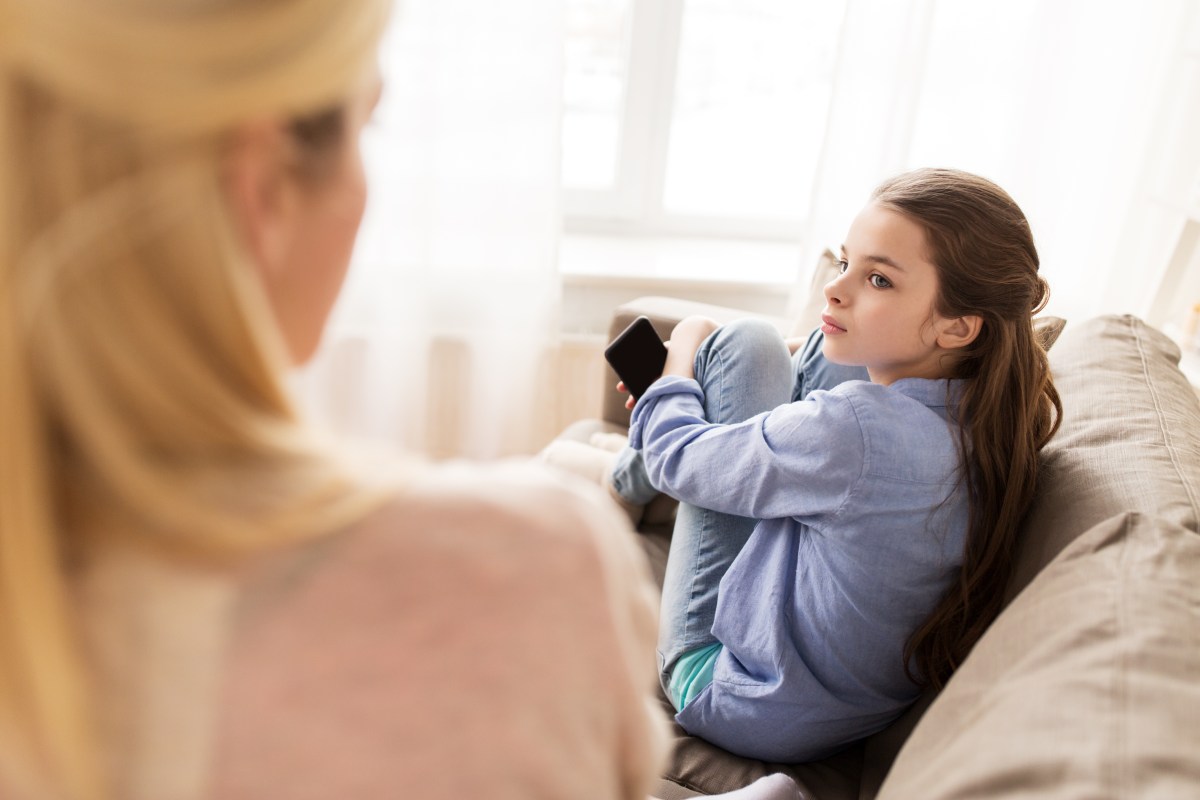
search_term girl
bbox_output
[616,168,1061,762]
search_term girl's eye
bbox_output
[837,259,849,274]
[869,274,892,289]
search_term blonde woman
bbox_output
[0,0,670,797]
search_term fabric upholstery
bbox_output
[876,512,1200,799]
[1032,314,1067,351]
[1007,314,1200,601]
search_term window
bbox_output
[562,0,848,241]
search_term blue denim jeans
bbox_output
[611,322,868,693]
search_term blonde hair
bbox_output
[0,0,393,796]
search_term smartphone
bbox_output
[604,316,668,401]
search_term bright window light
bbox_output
[664,0,845,220]
[561,0,847,235]
[563,0,632,190]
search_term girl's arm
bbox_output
[630,384,864,521]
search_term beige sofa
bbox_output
[554,288,1200,798]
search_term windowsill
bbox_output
[559,232,803,288]
[558,232,804,335]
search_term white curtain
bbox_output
[296,0,1199,458]
[294,0,566,459]
[794,0,1199,327]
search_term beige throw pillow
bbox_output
[877,512,1200,799]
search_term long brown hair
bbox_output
[873,168,1062,689]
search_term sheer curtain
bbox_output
[294,0,566,459]
[793,0,1199,327]
[296,0,1199,458]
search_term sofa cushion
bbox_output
[1007,314,1200,601]
[1032,314,1067,350]
[657,711,863,800]
[876,511,1200,799]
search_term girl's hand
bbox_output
[616,380,636,411]
[664,316,719,380]
[615,316,717,409]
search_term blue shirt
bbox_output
[629,375,968,762]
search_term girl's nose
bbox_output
[824,276,844,306]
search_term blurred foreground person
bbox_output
[0,1,667,797]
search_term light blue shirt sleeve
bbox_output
[628,375,867,521]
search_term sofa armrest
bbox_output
[601,297,792,427]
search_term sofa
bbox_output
[552,271,1200,798]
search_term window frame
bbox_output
[562,0,813,242]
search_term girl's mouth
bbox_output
[820,314,847,335]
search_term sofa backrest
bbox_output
[874,314,1200,800]
[1005,313,1200,603]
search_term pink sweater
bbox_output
[76,460,669,799]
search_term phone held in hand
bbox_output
[604,316,668,401]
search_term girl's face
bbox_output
[820,201,956,385]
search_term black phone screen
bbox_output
[604,316,668,400]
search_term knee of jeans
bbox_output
[694,318,788,383]
[707,318,784,354]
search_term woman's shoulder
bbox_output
[238,457,646,611]
[356,457,643,567]
[391,456,623,527]
[216,459,664,797]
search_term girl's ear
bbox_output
[936,314,983,350]
[224,120,300,277]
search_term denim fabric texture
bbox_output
[625,320,969,762]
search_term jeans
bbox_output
[610,321,868,694]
